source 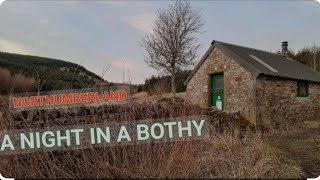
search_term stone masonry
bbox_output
[186,47,320,127]
[186,47,257,123]
[256,75,320,128]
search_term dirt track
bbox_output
[268,123,320,178]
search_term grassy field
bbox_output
[0,95,318,178]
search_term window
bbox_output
[297,81,309,97]
[215,78,224,90]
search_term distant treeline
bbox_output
[0,51,103,93]
[279,45,320,72]
[142,70,192,95]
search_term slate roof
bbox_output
[184,40,320,85]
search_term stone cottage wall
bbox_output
[256,75,320,128]
[186,47,257,123]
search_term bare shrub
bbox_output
[0,68,11,93]
[11,73,37,93]
[152,78,171,95]
[0,68,37,94]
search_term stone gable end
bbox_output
[186,47,257,123]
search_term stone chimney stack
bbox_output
[282,41,288,56]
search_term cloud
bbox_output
[88,54,153,83]
[0,0,6,6]
[61,1,80,6]
[0,39,33,55]
[122,13,155,33]
[112,58,138,70]
[96,1,130,7]
[39,19,49,24]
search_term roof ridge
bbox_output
[212,40,286,58]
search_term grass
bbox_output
[194,133,303,178]
[266,121,320,178]
[285,140,304,150]
[0,101,307,178]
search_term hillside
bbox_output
[0,51,105,92]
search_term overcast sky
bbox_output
[0,0,320,84]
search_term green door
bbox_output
[211,73,224,110]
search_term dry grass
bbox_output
[0,68,37,93]
[194,133,303,178]
[1,141,205,178]
[0,102,303,179]
[132,92,187,104]
[0,131,302,178]
[0,68,11,93]
[11,73,37,93]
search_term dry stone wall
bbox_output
[1,103,205,130]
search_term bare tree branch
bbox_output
[141,0,204,98]
[34,69,58,95]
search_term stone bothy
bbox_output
[185,40,320,127]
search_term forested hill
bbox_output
[0,51,105,91]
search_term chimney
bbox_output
[282,41,288,56]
